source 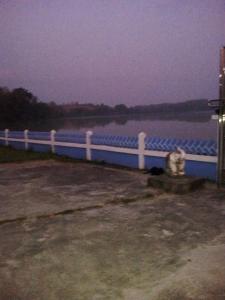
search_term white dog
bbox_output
[166,147,185,176]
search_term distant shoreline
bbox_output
[48,109,212,121]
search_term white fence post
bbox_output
[138,132,146,169]
[86,131,93,161]
[24,129,29,150]
[50,130,56,153]
[5,129,9,146]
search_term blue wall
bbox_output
[28,143,51,153]
[9,141,25,150]
[185,160,216,181]
[55,145,86,160]
[92,150,138,168]
[145,156,166,169]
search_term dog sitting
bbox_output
[166,147,185,176]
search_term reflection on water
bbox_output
[0,111,217,140]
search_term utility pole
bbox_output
[218,47,225,187]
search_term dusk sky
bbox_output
[0,0,225,105]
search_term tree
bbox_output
[114,104,128,114]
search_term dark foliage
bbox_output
[0,87,62,124]
[0,86,210,128]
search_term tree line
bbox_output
[0,86,210,125]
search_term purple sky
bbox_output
[0,0,225,105]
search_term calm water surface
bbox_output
[26,111,217,140]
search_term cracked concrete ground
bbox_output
[0,160,225,300]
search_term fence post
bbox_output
[24,129,29,150]
[138,132,146,169]
[86,131,93,161]
[5,129,9,146]
[50,130,56,153]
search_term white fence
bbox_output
[0,129,217,168]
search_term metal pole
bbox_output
[217,47,225,187]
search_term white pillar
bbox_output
[86,131,93,161]
[138,132,146,169]
[50,130,56,153]
[5,129,9,146]
[24,129,29,150]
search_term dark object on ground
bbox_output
[147,174,205,194]
[145,167,165,176]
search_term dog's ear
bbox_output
[177,147,185,158]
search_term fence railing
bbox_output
[0,129,217,180]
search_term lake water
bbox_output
[20,111,217,140]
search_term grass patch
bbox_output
[0,145,89,164]
[0,146,58,163]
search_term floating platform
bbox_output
[147,174,205,194]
